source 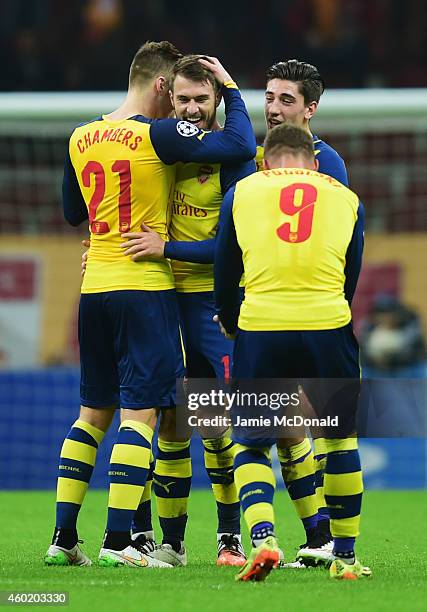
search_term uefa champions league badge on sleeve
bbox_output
[176,120,200,138]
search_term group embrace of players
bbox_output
[45,40,371,582]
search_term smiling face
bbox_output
[171,74,219,131]
[264,78,318,132]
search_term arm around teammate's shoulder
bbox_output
[149,87,256,166]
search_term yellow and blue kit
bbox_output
[214,168,364,440]
[62,84,256,408]
[216,169,365,551]
[165,159,254,378]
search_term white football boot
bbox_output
[45,543,92,566]
[150,542,187,567]
[98,544,172,568]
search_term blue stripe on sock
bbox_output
[147,462,155,479]
[302,514,318,530]
[325,492,362,520]
[58,457,94,483]
[67,427,98,448]
[234,449,270,470]
[108,463,148,486]
[314,453,327,461]
[286,473,316,500]
[315,468,324,488]
[132,500,152,533]
[251,521,274,541]
[203,441,234,454]
[157,448,190,461]
[318,507,329,521]
[216,501,240,534]
[206,466,234,485]
[334,537,355,554]
[117,428,151,449]
[325,450,361,475]
[239,481,275,512]
[56,502,81,530]
[107,507,135,532]
[153,475,192,498]
[159,515,187,541]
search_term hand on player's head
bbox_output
[198,56,233,86]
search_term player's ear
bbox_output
[305,100,318,121]
[215,90,222,108]
[314,158,319,171]
[156,76,167,95]
[169,89,175,108]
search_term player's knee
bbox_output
[79,405,115,432]
[158,408,186,442]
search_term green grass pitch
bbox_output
[0,490,426,611]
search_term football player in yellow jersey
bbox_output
[45,41,256,569]
[121,55,254,568]
[258,60,350,565]
[214,124,367,582]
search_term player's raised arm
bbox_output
[214,186,243,334]
[62,149,88,226]
[344,201,365,305]
[149,58,256,165]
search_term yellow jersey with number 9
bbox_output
[233,168,360,330]
[68,115,175,293]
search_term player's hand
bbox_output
[81,239,90,277]
[120,225,166,261]
[198,56,233,86]
[213,314,236,340]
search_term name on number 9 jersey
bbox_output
[69,116,175,293]
[233,169,360,331]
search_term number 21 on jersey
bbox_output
[276,183,318,244]
[82,160,131,234]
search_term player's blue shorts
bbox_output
[233,323,360,379]
[232,323,360,445]
[177,291,233,379]
[79,290,184,409]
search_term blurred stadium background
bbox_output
[0,0,426,492]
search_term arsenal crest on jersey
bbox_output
[197,165,213,184]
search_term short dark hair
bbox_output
[172,55,220,93]
[129,41,182,87]
[264,124,315,161]
[266,59,325,105]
